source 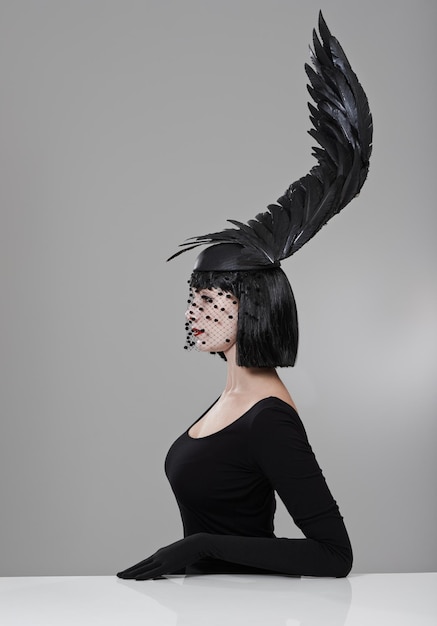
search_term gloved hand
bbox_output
[116,533,210,580]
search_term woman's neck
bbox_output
[216,344,296,411]
[222,345,280,395]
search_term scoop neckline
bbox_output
[186,396,297,440]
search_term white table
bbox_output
[1,573,436,625]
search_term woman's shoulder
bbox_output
[246,397,311,461]
[250,395,299,414]
[248,396,302,427]
[247,395,309,439]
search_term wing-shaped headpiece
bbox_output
[168,11,373,271]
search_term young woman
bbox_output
[117,12,372,580]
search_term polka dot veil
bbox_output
[185,288,239,354]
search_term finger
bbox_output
[117,557,155,578]
[135,565,167,580]
[119,556,154,573]
[118,566,152,579]
[120,558,163,580]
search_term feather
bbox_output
[167,10,372,266]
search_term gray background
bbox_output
[1,0,436,576]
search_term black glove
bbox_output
[116,533,210,580]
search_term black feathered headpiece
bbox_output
[168,12,373,271]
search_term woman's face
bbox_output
[185,288,239,353]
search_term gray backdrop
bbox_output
[1,0,436,576]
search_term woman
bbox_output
[117,12,372,580]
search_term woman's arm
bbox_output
[193,406,352,577]
[118,405,352,580]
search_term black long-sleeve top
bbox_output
[164,397,352,577]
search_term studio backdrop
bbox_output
[1,0,436,575]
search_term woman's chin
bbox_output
[196,341,235,354]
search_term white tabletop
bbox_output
[1,572,436,626]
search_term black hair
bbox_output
[189,267,298,367]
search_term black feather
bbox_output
[167,11,373,265]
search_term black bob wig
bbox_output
[189,267,298,368]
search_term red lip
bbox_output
[192,328,204,337]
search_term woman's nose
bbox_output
[185,307,197,321]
